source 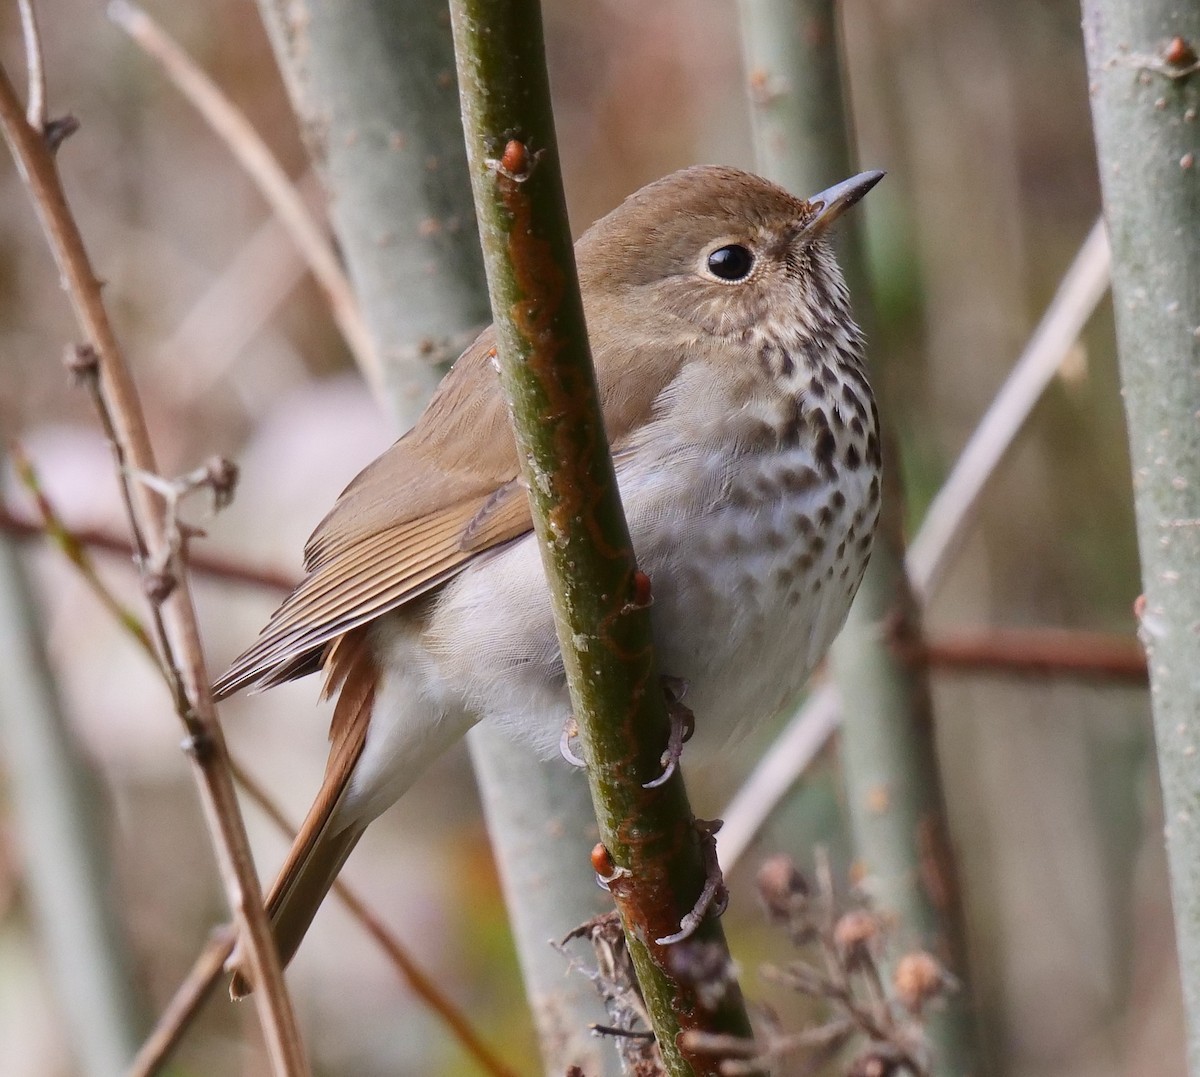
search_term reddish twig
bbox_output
[0,504,297,595]
[906,626,1146,683]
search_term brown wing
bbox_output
[214,293,695,700]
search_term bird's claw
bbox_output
[643,679,695,789]
[656,818,727,945]
[560,716,586,768]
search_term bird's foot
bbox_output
[560,716,586,768]
[656,818,728,945]
[643,677,694,790]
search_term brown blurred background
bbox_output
[0,1,1177,1074]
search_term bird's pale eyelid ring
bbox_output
[700,241,757,285]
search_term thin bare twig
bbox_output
[130,756,519,1077]
[719,220,1113,872]
[7,453,513,1077]
[228,757,521,1077]
[106,0,383,400]
[0,52,309,1077]
[155,173,321,403]
[717,686,840,869]
[8,442,166,676]
[16,0,46,131]
[126,927,236,1077]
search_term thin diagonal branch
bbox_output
[10,452,513,1077]
[128,756,519,1077]
[126,927,235,1077]
[0,55,309,1077]
[106,0,382,399]
[907,217,1111,599]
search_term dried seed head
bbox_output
[893,950,947,1013]
[756,854,808,919]
[833,909,880,968]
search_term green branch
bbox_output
[1081,6,1200,1072]
[448,2,757,1073]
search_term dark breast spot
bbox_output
[811,410,836,477]
[779,396,804,447]
[782,465,819,494]
[845,444,861,470]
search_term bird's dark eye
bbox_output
[706,244,755,282]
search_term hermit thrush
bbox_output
[215,165,883,993]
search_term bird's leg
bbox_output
[560,715,587,768]
[642,676,694,789]
[657,818,728,945]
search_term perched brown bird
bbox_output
[215,165,883,993]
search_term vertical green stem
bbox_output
[448,2,757,1073]
[1081,5,1200,1071]
[253,5,622,1068]
[737,2,983,1073]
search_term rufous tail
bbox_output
[229,629,376,998]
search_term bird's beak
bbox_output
[803,170,885,237]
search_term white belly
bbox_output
[422,444,878,758]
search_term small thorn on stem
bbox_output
[143,566,177,603]
[180,729,214,762]
[43,115,80,153]
[486,138,537,182]
[657,819,727,945]
[64,342,100,385]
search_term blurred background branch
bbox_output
[0,446,144,1077]
[1082,3,1200,1072]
